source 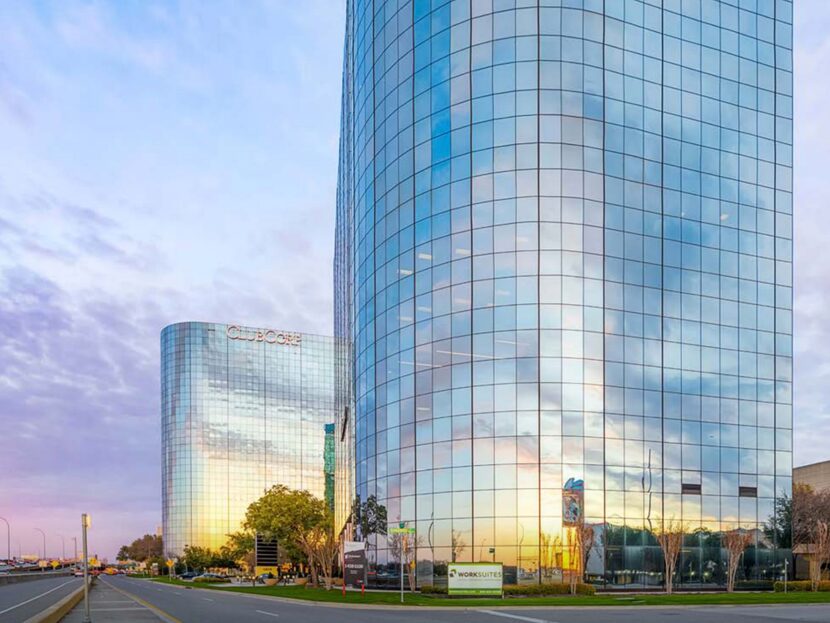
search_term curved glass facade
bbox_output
[161,322,336,555]
[335,0,793,588]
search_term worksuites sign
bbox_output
[226,325,302,346]
[447,563,503,596]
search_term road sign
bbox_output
[51,560,60,569]
[389,527,416,534]
[165,559,174,567]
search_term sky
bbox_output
[0,1,827,560]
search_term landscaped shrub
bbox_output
[773,580,830,592]
[193,576,230,584]
[503,583,596,596]
[734,580,774,591]
[419,583,595,597]
[419,585,448,595]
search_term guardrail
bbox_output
[0,570,74,586]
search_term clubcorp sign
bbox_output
[447,563,503,596]
[226,325,302,346]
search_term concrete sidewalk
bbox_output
[61,579,166,622]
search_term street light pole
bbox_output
[0,517,9,562]
[82,514,91,623]
[73,537,78,562]
[34,528,46,565]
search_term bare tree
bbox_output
[390,533,422,592]
[655,519,685,594]
[577,523,595,583]
[794,485,830,549]
[810,520,830,591]
[722,529,752,592]
[308,524,340,590]
[451,530,466,563]
[539,532,562,583]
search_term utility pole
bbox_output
[73,537,78,562]
[82,514,91,623]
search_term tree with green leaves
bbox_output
[116,534,163,562]
[181,545,216,573]
[243,485,333,586]
[351,494,387,538]
[223,531,255,571]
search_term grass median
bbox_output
[146,578,830,607]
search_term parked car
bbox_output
[178,571,199,580]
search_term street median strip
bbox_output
[22,579,89,623]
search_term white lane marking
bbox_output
[0,579,78,615]
[256,610,280,617]
[202,597,214,601]
[476,610,556,623]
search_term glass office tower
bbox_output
[335,0,793,588]
[161,322,337,555]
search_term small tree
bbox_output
[810,520,830,591]
[577,523,595,583]
[301,514,340,590]
[656,519,685,594]
[539,532,562,582]
[450,530,466,563]
[181,545,217,573]
[352,495,388,538]
[722,529,752,592]
[224,531,255,572]
[390,532,420,591]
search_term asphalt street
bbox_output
[0,575,82,622]
[107,577,830,623]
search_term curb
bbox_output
[22,578,92,623]
[137,580,830,612]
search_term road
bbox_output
[0,575,81,622]
[106,577,830,623]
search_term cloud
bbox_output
[792,1,830,466]
[0,0,343,558]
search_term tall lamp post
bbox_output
[82,514,91,623]
[57,534,66,561]
[72,537,78,562]
[34,528,46,563]
[0,517,9,562]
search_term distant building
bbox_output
[161,322,338,555]
[794,460,830,492]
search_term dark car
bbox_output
[178,571,199,580]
